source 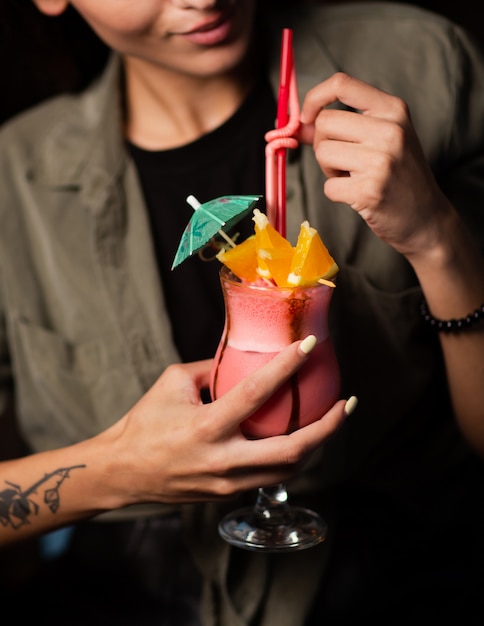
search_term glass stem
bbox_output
[254,483,291,523]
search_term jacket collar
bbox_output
[29,53,126,192]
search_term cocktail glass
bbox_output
[210,266,340,552]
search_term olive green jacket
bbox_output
[1,3,484,625]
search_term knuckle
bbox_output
[190,413,213,440]
[212,477,239,498]
[373,150,396,176]
[205,447,232,477]
[162,362,184,379]
[332,71,351,90]
[384,121,406,154]
[387,95,410,124]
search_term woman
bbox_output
[1,1,483,624]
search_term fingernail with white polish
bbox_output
[344,396,358,416]
[300,335,317,355]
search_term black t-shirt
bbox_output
[127,79,275,362]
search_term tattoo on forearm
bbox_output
[0,465,86,530]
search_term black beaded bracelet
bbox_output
[420,299,484,333]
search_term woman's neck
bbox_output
[122,55,255,151]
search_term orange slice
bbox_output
[258,246,295,287]
[216,235,259,282]
[215,210,338,287]
[287,221,339,286]
[252,209,293,279]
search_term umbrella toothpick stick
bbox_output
[186,195,237,248]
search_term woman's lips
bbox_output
[181,12,234,46]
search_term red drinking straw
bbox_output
[265,30,300,236]
[275,28,293,238]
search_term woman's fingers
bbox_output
[210,336,317,431]
[300,72,406,124]
[198,398,354,498]
[114,338,355,503]
[244,398,349,465]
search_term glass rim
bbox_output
[218,265,335,293]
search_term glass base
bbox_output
[218,505,327,552]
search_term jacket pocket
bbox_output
[10,316,147,451]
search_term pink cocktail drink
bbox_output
[210,267,340,438]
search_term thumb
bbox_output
[296,120,315,145]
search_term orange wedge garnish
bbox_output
[287,221,339,287]
[216,235,259,283]
[252,209,293,279]
[258,246,295,287]
[216,211,338,287]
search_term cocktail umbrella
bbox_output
[171,194,261,269]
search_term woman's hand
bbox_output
[298,73,484,455]
[0,337,352,547]
[298,72,452,260]
[105,337,350,506]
